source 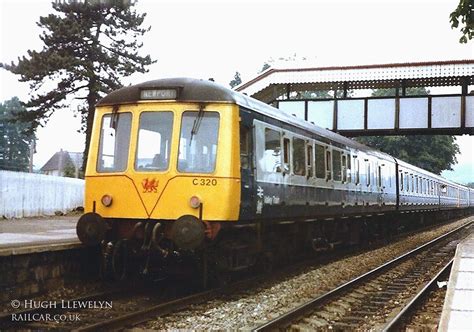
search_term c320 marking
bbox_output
[192,178,217,186]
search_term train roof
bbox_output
[97,78,391,159]
[97,78,470,189]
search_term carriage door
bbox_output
[239,110,255,219]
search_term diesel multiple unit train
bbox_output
[77,78,473,279]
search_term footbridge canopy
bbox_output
[235,60,474,136]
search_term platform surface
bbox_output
[0,216,81,256]
[439,227,474,331]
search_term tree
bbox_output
[63,161,77,178]
[259,62,271,73]
[0,97,34,172]
[355,87,460,174]
[1,0,155,171]
[450,0,473,43]
[229,71,242,88]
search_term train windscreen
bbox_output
[178,111,220,173]
[135,111,173,172]
[97,113,132,173]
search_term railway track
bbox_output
[382,259,452,331]
[252,221,472,331]
[0,281,183,331]
[1,218,470,331]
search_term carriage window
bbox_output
[283,138,291,173]
[411,175,414,192]
[347,155,351,183]
[366,161,371,186]
[307,144,314,178]
[342,155,347,183]
[240,126,250,169]
[97,112,132,173]
[377,165,382,188]
[135,112,173,171]
[355,158,360,184]
[262,128,281,172]
[292,138,306,176]
[389,166,392,188]
[399,171,404,191]
[332,150,342,181]
[315,144,326,179]
[178,111,220,173]
[326,149,332,180]
[405,173,410,192]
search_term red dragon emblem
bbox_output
[142,178,158,193]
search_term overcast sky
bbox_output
[0,0,473,182]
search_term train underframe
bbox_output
[85,208,473,286]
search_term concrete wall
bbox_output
[0,171,84,218]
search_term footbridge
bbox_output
[235,60,474,136]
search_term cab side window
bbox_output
[263,128,281,173]
[240,126,251,169]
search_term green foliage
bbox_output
[290,90,352,99]
[356,135,459,174]
[1,0,155,171]
[62,161,77,178]
[466,182,474,188]
[229,71,242,88]
[0,97,34,172]
[355,87,460,174]
[372,87,430,97]
[450,0,473,43]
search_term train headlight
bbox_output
[189,196,201,209]
[101,194,113,207]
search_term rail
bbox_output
[252,221,472,331]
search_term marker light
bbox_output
[140,89,177,100]
[101,194,113,207]
[190,196,201,209]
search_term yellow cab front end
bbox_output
[77,92,241,253]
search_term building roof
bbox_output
[40,150,82,172]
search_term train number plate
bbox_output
[192,178,217,186]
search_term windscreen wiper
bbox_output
[190,104,205,144]
[110,104,119,130]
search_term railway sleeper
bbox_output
[302,318,328,327]
[339,315,367,323]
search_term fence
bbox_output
[0,170,84,218]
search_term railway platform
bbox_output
[439,229,474,331]
[0,215,95,303]
[0,215,81,256]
